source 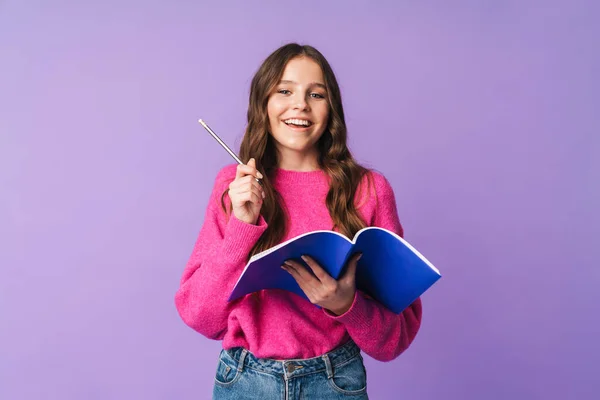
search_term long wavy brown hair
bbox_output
[222,43,373,258]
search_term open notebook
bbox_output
[228,227,441,314]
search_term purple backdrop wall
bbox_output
[1,1,598,399]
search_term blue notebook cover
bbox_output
[228,227,441,314]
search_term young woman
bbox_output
[175,43,422,399]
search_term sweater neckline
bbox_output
[271,168,328,186]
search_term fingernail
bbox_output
[357,253,363,260]
[301,255,308,262]
[262,191,266,199]
[257,172,263,179]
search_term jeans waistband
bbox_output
[225,340,361,379]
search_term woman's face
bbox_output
[267,56,330,162]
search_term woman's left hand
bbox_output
[282,253,362,316]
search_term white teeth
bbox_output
[284,118,311,126]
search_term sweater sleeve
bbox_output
[174,165,268,340]
[324,172,423,362]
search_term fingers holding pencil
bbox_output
[198,119,266,224]
[235,158,263,181]
[229,158,265,225]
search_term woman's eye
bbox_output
[310,93,325,99]
[278,89,291,95]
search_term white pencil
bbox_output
[198,119,263,185]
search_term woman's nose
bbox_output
[292,93,309,110]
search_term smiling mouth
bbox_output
[283,118,313,128]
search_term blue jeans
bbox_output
[212,340,369,399]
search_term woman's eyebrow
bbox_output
[279,80,326,90]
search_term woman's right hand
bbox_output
[228,158,265,225]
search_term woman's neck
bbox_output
[276,148,321,171]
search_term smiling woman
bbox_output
[174,43,423,399]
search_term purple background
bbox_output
[1,1,598,399]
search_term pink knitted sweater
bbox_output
[175,165,422,361]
